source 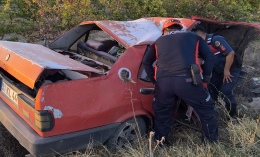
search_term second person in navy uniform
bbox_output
[192,25,240,118]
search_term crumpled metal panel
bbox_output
[96,17,197,47]
[0,41,101,88]
[192,16,260,30]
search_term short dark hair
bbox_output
[191,25,206,33]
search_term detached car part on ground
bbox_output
[0,17,259,156]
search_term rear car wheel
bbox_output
[105,117,146,150]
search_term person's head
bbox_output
[162,19,183,35]
[191,25,207,40]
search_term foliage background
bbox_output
[0,0,259,42]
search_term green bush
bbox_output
[89,0,166,20]
[164,0,259,22]
[0,0,259,41]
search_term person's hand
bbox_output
[223,70,233,83]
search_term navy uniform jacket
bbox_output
[206,33,240,72]
[206,34,234,55]
[142,31,214,82]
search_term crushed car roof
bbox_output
[80,17,198,48]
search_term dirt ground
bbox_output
[0,123,29,156]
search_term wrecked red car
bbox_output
[0,17,259,156]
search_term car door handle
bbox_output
[139,88,155,95]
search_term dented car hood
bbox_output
[0,41,101,89]
[81,17,198,48]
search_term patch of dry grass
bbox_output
[49,104,260,157]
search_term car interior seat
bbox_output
[77,39,118,64]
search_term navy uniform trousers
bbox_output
[209,54,240,117]
[152,75,218,142]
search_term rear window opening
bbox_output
[55,29,126,70]
[75,30,126,67]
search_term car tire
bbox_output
[105,117,146,150]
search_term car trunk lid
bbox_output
[0,41,102,89]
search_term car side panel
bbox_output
[33,46,151,137]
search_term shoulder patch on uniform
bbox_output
[220,45,226,52]
[215,41,220,47]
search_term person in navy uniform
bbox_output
[142,19,218,144]
[192,25,239,118]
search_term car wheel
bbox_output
[105,117,146,150]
